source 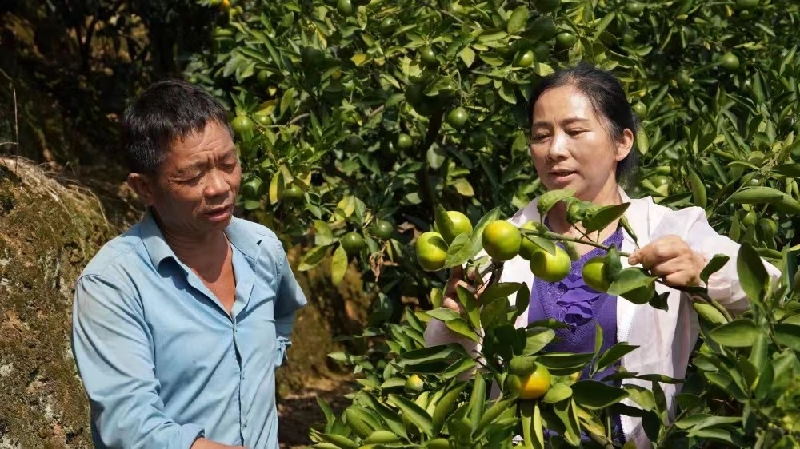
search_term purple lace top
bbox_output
[527,226,624,382]
[528,225,626,443]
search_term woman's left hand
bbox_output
[627,235,707,287]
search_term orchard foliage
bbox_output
[186,0,800,446]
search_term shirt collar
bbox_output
[140,208,263,269]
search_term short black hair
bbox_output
[528,61,639,183]
[121,78,232,174]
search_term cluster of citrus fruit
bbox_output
[339,219,395,256]
[414,211,473,271]
[504,357,553,401]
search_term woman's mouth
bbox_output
[549,170,577,184]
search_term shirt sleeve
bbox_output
[71,274,206,449]
[654,206,782,313]
[273,248,307,366]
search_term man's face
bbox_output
[129,120,242,237]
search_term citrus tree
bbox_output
[183,0,800,446]
[186,0,800,326]
[314,196,800,448]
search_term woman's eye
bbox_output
[531,134,549,141]
[567,129,586,136]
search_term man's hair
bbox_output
[121,79,232,174]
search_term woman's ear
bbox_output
[615,128,635,162]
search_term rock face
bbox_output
[0,158,116,448]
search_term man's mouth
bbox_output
[205,205,233,221]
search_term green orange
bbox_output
[416,232,449,272]
[582,256,611,292]
[482,221,522,261]
[529,245,571,283]
[341,232,366,255]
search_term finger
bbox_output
[664,270,700,288]
[647,258,687,279]
[442,296,462,312]
[629,242,682,268]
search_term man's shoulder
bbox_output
[80,222,148,280]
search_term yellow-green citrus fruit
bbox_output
[529,245,571,283]
[482,221,522,261]
[416,232,448,272]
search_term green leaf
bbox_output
[446,318,481,342]
[426,308,460,322]
[710,319,760,348]
[737,243,769,301]
[442,356,477,380]
[431,288,444,309]
[773,323,800,351]
[459,46,475,67]
[456,285,481,330]
[468,374,487,432]
[480,294,508,329]
[687,427,741,445]
[505,6,530,34]
[596,343,640,372]
[536,352,596,374]
[542,383,573,404]
[583,203,630,233]
[571,380,629,409]
[331,245,348,285]
[704,372,748,401]
[453,178,475,196]
[298,245,330,271]
[523,328,556,355]
[749,333,769,372]
[536,189,575,219]
[553,400,581,446]
[593,321,602,356]
[397,344,464,367]
[280,87,296,116]
[701,254,730,284]
[387,394,434,437]
[607,268,657,297]
[481,282,522,304]
[513,282,531,320]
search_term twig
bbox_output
[288,112,311,125]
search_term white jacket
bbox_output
[423,189,782,447]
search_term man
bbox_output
[71,79,306,449]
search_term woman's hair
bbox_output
[527,61,639,183]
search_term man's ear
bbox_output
[127,173,156,206]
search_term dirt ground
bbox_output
[277,374,357,448]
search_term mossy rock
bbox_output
[0,158,116,448]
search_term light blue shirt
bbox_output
[71,211,306,449]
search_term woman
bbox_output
[423,62,781,447]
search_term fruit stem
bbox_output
[487,260,504,289]
[541,231,632,257]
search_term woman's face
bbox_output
[529,84,633,202]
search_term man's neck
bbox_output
[151,210,230,271]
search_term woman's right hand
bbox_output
[442,265,486,312]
